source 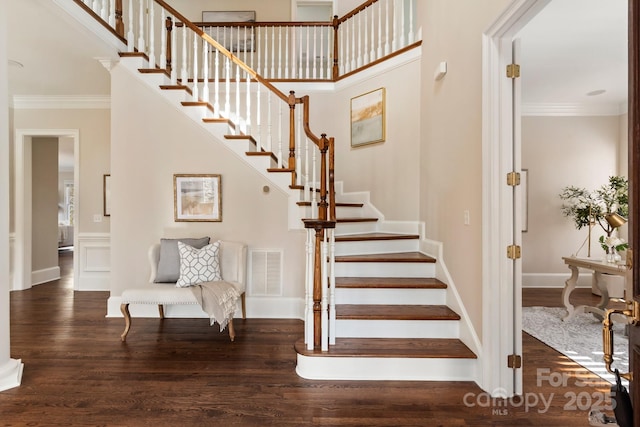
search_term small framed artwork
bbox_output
[103,174,111,217]
[174,174,222,222]
[201,11,256,52]
[351,87,385,147]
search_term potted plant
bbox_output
[559,176,628,260]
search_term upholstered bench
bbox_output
[120,239,247,342]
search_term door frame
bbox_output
[481,0,550,396]
[13,129,80,291]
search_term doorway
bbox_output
[13,129,80,292]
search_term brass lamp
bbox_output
[605,212,627,229]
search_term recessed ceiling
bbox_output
[517,0,628,111]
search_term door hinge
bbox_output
[507,245,521,260]
[507,354,522,369]
[506,63,520,78]
[506,172,521,186]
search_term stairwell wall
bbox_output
[108,62,306,317]
[417,0,510,341]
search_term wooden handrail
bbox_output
[338,0,379,24]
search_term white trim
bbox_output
[12,95,110,110]
[0,359,24,393]
[482,0,550,398]
[31,266,61,286]
[77,233,110,291]
[522,102,626,117]
[14,129,80,292]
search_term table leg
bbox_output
[562,264,579,321]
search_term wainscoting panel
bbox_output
[77,233,110,291]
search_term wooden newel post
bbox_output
[332,15,340,81]
[318,134,329,221]
[288,91,298,185]
[115,0,124,37]
[165,17,173,73]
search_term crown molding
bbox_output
[12,95,111,110]
[521,102,627,117]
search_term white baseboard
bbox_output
[522,273,591,288]
[0,359,24,392]
[107,295,305,319]
[32,266,60,286]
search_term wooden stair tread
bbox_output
[335,232,419,242]
[297,201,364,207]
[267,168,295,173]
[337,304,460,320]
[337,217,379,223]
[335,252,436,263]
[294,338,477,359]
[335,277,447,289]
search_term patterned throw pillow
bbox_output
[176,241,222,287]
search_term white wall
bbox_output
[167,0,292,21]
[522,115,625,283]
[109,62,305,313]
[417,0,510,339]
[300,57,422,220]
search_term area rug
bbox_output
[522,306,628,384]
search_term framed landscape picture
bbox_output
[350,87,385,147]
[174,174,222,222]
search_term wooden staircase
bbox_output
[295,216,478,381]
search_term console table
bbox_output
[561,256,630,322]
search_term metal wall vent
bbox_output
[249,249,283,296]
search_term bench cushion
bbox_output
[121,283,199,305]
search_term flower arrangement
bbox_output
[559,176,629,257]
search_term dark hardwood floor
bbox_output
[3,251,615,426]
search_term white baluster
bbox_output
[363,9,369,65]
[235,63,241,134]
[277,103,283,167]
[263,27,269,77]
[321,234,328,352]
[192,32,199,101]
[370,5,376,61]
[245,71,251,135]
[298,27,303,79]
[399,0,406,48]
[159,9,166,69]
[327,26,332,78]
[170,16,177,84]
[284,28,290,79]
[377,1,383,59]
[408,0,415,44]
[202,39,209,103]
[305,27,310,79]
[138,0,145,54]
[312,26,317,79]
[100,0,107,21]
[109,0,115,27]
[319,26,324,79]
[304,136,310,202]
[277,26,283,79]
[328,229,336,345]
[257,27,262,77]
[267,92,272,152]
[270,26,276,78]
[357,12,363,68]
[181,26,188,85]
[305,229,314,350]
[92,0,99,15]
[385,0,391,55]
[148,1,155,67]
[213,46,220,117]
[392,0,398,51]
[127,0,134,52]
[295,106,302,185]
[224,57,231,119]
[256,85,262,150]
[340,23,346,75]
[350,19,356,71]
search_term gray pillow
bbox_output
[154,237,210,283]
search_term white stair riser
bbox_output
[335,206,365,217]
[335,222,378,234]
[335,319,459,338]
[296,355,477,381]
[334,262,435,278]
[335,239,419,256]
[160,89,190,105]
[335,288,446,305]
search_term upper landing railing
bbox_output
[79,0,420,82]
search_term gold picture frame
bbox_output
[350,87,385,147]
[174,174,222,222]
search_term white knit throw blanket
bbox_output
[190,281,240,332]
